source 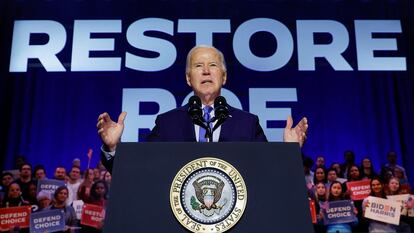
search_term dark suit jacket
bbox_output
[102,104,267,171]
[146,104,267,142]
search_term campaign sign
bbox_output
[346,179,371,200]
[72,200,84,220]
[405,195,414,217]
[37,179,66,195]
[322,200,357,225]
[364,196,401,225]
[309,199,317,224]
[0,206,31,231]
[386,194,410,216]
[30,209,65,233]
[81,204,105,229]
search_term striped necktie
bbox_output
[199,106,213,142]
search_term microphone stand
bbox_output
[204,120,213,143]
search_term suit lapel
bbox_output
[218,105,236,142]
[178,105,197,141]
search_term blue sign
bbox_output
[36,179,66,195]
[30,209,65,233]
[322,200,357,225]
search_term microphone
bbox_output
[187,96,205,127]
[212,96,230,131]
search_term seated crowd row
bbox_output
[304,151,414,233]
[0,159,111,233]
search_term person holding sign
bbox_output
[386,177,412,233]
[321,181,358,233]
[0,182,30,208]
[363,178,397,233]
[80,180,109,233]
[46,186,77,233]
[311,181,327,233]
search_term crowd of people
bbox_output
[305,151,414,233]
[0,157,111,233]
[0,150,413,233]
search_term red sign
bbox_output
[81,204,105,229]
[346,179,371,200]
[0,206,31,231]
[309,199,317,224]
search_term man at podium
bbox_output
[97,45,308,171]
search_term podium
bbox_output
[104,142,314,233]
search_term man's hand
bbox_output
[283,116,308,147]
[97,112,127,152]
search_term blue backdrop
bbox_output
[1,0,413,185]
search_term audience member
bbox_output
[381,151,407,183]
[360,157,378,180]
[0,172,14,201]
[340,150,356,178]
[363,177,396,233]
[303,156,314,189]
[0,182,30,208]
[15,163,36,201]
[326,168,338,186]
[323,181,358,233]
[78,168,94,203]
[36,190,52,211]
[314,155,326,170]
[54,166,67,181]
[34,165,47,180]
[81,180,109,233]
[330,163,342,179]
[313,167,327,187]
[47,186,78,233]
[67,165,82,205]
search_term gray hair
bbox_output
[185,45,227,74]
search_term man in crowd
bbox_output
[97,45,308,171]
[381,151,408,181]
[15,163,36,201]
[34,165,47,180]
[54,166,67,181]
[67,165,82,205]
[340,150,356,178]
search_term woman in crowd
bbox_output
[386,177,412,233]
[363,177,396,233]
[0,182,30,232]
[321,181,358,233]
[393,168,412,194]
[361,157,378,179]
[77,168,95,202]
[0,182,30,208]
[344,164,368,231]
[36,190,52,211]
[347,165,362,182]
[312,181,328,233]
[47,186,77,233]
[81,180,109,233]
[313,167,327,189]
[88,180,108,207]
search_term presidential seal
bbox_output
[170,157,247,233]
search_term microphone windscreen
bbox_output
[188,95,202,120]
[189,95,201,107]
[214,96,227,107]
